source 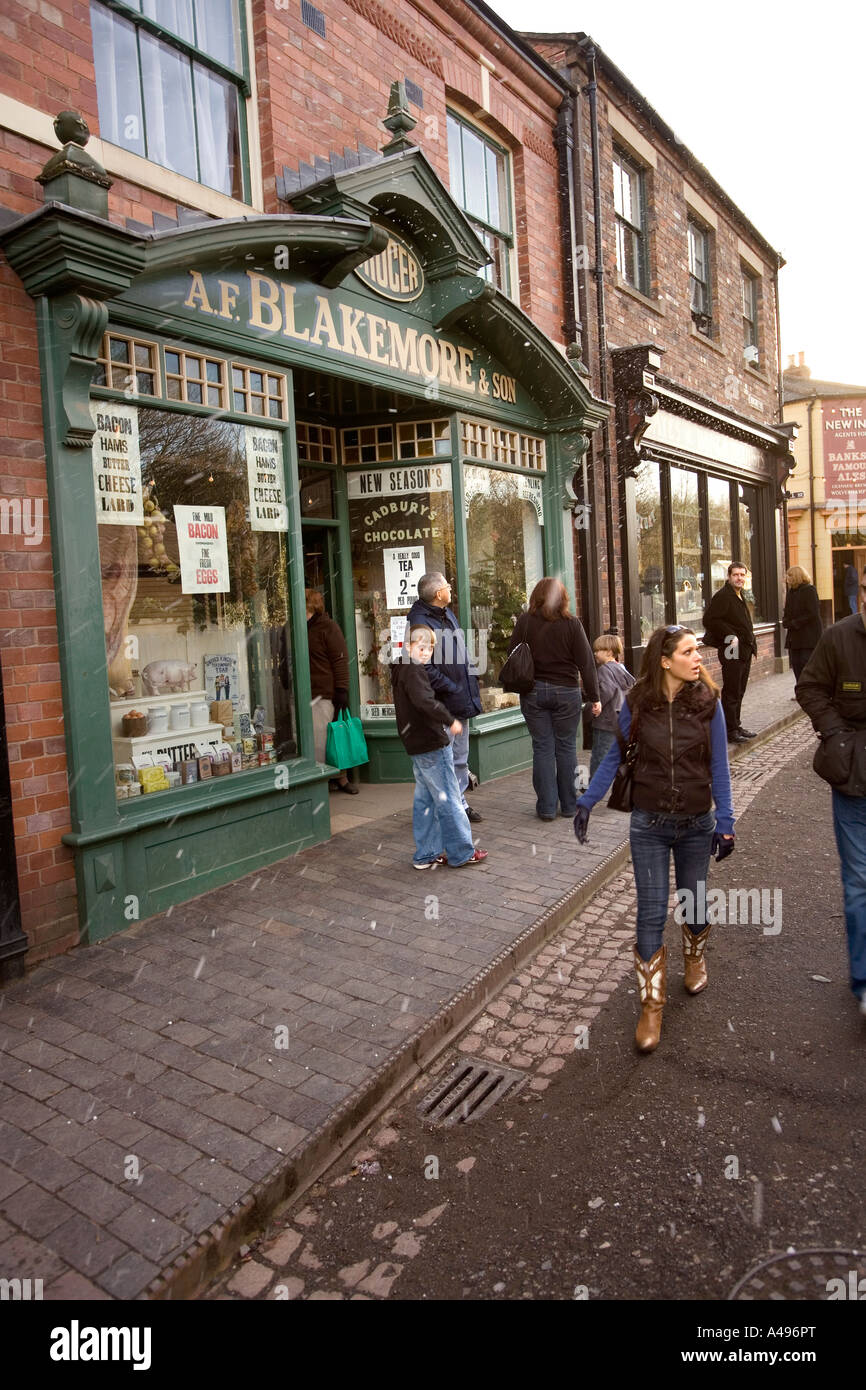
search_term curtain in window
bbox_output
[139,30,197,181]
[194,0,240,69]
[91,3,145,155]
[194,65,242,197]
[142,0,195,44]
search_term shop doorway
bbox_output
[832,547,866,620]
[302,526,340,622]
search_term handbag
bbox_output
[500,616,535,695]
[325,709,369,769]
[607,704,640,812]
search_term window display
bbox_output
[635,460,665,640]
[95,404,296,800]
[738,483,764,621]
[464,465,543,706]
[670,466,702,625]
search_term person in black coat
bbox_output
[782,565,824,685]
[702,561,757,743]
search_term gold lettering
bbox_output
[418,333,438,378]
[367,314,390,366]
[338,304,369,359]
[184,270,214,315]
[388,322,419,375]
[309,295,341,349]
[216,280,240,320]
[438,339,460,388]
[458,346,475,391]
[247,271,282,332]
[281,284,310,341]
[406,254,419,293]
[388,241,401,293]
[398,245,410,295]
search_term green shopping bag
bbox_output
[325,709,369,769]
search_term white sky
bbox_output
[494,0,866,386]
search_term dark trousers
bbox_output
[790,647,815,683]
[720,655,752,735]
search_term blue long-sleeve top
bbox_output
[578,697,735,836]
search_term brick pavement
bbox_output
[0,674,803,1299]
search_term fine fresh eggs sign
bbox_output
[174,505,230,593]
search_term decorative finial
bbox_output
[566,341,591,378]
[381,80,417,156]
[54,110,90,148]
[37,109,112,215]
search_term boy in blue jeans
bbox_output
[589,634,636,780]
[392,625,488,869]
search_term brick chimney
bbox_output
[784,351,811,380]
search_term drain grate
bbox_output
[728,1249,866,1301]
[418,1058,528,1126]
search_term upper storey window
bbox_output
[688,219,713,337]
[613,148,648,295]
[446,112,513,296]
[90,0,248,201]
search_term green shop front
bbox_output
[2,142,606,943]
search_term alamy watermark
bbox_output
[674,883,782,935]
[0,496,43,546]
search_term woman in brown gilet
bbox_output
[573,625,735,1052]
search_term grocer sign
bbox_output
[180,270,520,405]
[354,231,424,302]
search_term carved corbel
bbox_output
[622,390,659,477]
[52,293,109,448]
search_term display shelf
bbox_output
[110,689,207,711]
[113,721,226,764]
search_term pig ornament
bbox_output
[141,659,197,696]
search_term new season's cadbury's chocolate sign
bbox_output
[180,269,519,405]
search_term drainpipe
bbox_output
[554,97,580,346]
[807,393,818,584]
[581,40,618,634]
[0,656,28,981]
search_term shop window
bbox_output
[688,220,713,336]
[300,469,334,519]
[342,425,396,465]
[165,349,226,407]
[460,420,545,471]
[347,458,456,716]
[95,404,296,799]
[90,0,248,201]
[446,111,514,295]
[707,476,734,598]
[742,268,760,363]
[461,420,491,460]
[520,434,546,472]
[613,148,648,295]
[737,483,765,621]
[397,420,450,459]
[231,363,287,419]
[670,466,703,626]
[465,466,543,704]
[94,334,160,395]
[635,459,665,642]
[296,422,336,464]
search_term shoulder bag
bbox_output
[500,614,535,695]
[607,702,640,812]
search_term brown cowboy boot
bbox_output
[633,944,666,1053]
[682,923,712,995]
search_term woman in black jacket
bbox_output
[782,566,824,685]
[507,577,600,820]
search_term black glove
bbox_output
[712,831,735,862]
[573,806,590,844]
[333,688,349,713]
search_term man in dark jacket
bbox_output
[407,572,483,821]
[305,589,357,794]
[702,562,757,743]
[797,582,866,1015]
[843,561,859,615]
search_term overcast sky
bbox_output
[494,0,865,386]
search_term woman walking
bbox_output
[573,625,735,1052]
[781,565,823,686]
[305,588,357,794]
[507,577,600,820]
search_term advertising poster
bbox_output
[174,505,230,594]
[244,426,289,531]
[204,654,240,707]
[823,399,866,502]
[91,402,144,525]
[384,546,425,610]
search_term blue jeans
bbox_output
[629,808,715,960]
[831,790,866,998]
[590,728,616,782]
[848,593,859,615]
[520,681,582,818]
[411,745,476,867]
[447,720,470,808]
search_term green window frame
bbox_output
[613,147,649,295]
[90,0,251,202]
[446,111,514,296]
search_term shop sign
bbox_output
[823,399,866,501]
[390,615,408,656]
[174,504,230,593]
[354,231,424,302]
[357,494,443,545]
[347,464,451,499]
[384,547,425,610]
[365,703,395,719]
[91,403,144,525]
[244,426,288,531]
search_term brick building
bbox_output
[525,32,796,671]
[0,0,607,968]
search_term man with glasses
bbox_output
[408,572,483,822]
[702,562,758,743]
[797,579,866,1018]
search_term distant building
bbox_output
[783,354,866,623]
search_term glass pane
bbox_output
[167,377,182,399]
[142,0,195,45]
[738,485,764,621]
[635,460,666,642]
[97,408,297,798]
[233,390,245,410]
[465,466,544,695]
[194,0,241,70]
[485,144,501,231]
[206,360,221,382]
[193,61,242,198]
[348,462,456,715]
[187,381,202,403]
[165,351,181,374]
[446,113,464,207]
[134,343,152,367]
[670,467,702,624]
[299,468,334,519]
[184,356,202,378]
[140,30,197,181]
[249,372,263,393]
[109,337,130,362]
[460,124,487,221]
[207,386,221,406]
[91,3,145,157]
[707,477,733,600]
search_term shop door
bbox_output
[834,547,866,619]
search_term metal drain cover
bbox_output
[728,1249,866,1301]
[418,1058,528,1126]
